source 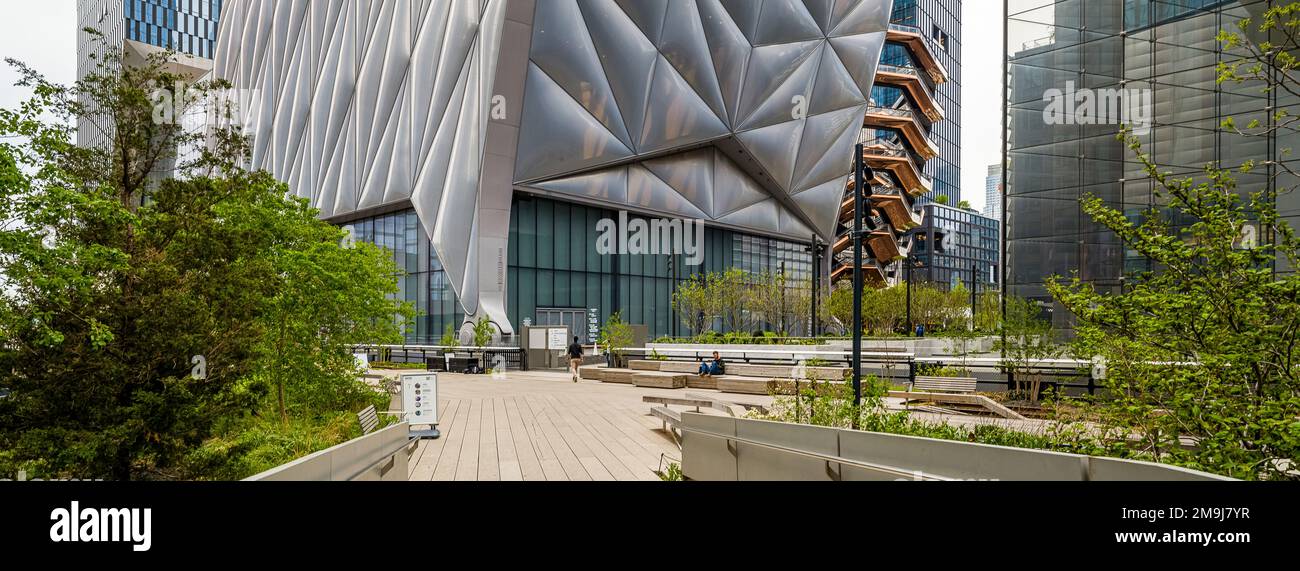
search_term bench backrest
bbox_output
[357,404,380,435]
[912,376,978,394]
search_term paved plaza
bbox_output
[396,371,772,482]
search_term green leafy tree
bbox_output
[439,324,460,348]
[599,311,635,368]
[258,212,410,424]
[0,36,408,479]
[672,272,710,335]
[860,286,906,336]
[994,296,1062,404]
[712,268,751,333]
[749,269,808,336]
[1044,8,1300,479]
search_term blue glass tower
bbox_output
[888,0,962,206]
[123,0,223,58]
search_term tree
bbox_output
[711,268,750,333]
[599,311,635,368]
[1044,6,1300,479]
[672,272,710,335]
[826,284,854,335]
[258,210,410,424]
[860,286,906,336]
[0,36,409,479]
[748,269,808,335]
[975,291,1001,332]
[994,296,1062,405]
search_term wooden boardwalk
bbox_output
[400,370,760,481]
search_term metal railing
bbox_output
[353,343,523,371]
[246,422,416,481]
[679,415,1235,481]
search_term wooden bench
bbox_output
[889,390,1026,420]
[578,365,605,380]
[726,363,849,380]
[911,376,978,394]
[642,395,712,413]
[650,406,683,445]
[357,405,380,435]
[680,392,769,417]
[599,369,639,384]
[632,371,687,389]
[629,360,664,371]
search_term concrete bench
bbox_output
[912,376,978,394]
[632,371,687,389]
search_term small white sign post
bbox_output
[401,372,440,439]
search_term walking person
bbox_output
[567,336,584,383]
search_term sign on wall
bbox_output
[547,328,568,351]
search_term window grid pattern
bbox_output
[124,0,222,58]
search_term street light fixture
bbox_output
[851,144,874,418]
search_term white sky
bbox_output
[0,0,1004,212]
[0,1,77,113]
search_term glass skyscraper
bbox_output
[913,203,1000,293]
[890,0,963,205]
[1005,0,1300,331]
[77,0,223,149]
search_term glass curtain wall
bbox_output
[509,195,814,340]
[348,196,817,344]
[1005,0,1295,331]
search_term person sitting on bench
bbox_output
[698,351,726,377]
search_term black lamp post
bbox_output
[905,253,923,336]
[851,145,873,416]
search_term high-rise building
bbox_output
[1006,0,1300,331]
[889,0,962,205]
[212,0,895,342]
[984,163,1002,220]
[830,0,959,287]
[912,203,1000,293]
[76,0,224,148]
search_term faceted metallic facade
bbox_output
[213,0,892,337]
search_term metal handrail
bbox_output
[680,424,954,481]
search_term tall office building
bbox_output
[1006,0,1300,331]
[984,163,1002,220]
[213,0,895,342]
[911,202,1000,293]
[890,0,962,205]
[76,0,224,148]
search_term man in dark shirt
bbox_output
[567,336,584,383]
[698,351,725,377]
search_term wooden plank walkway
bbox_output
[402,371,731,481]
